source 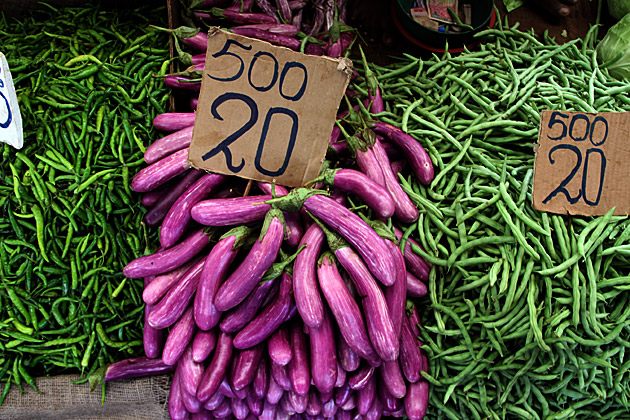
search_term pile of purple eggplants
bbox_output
[96,1,436,419]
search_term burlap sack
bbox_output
[0,374,171,420]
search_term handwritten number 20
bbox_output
[0,67,12,129]
[543,145,606,206]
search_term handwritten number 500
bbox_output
[0,67,12,129]
[203,39,308,177]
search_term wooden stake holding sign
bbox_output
[532,110,630,216]
[188,28,353,188]
[0,52,23,149]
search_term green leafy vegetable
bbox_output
[607,0,630,20]
[597,13,630,80]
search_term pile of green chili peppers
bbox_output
[352,15,630,420]
[0,2,171,402]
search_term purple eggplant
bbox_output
[144,125,194,164]
[289,0,306,10]
[191,194,272,226]
[406,271,428,298]
[321,397,338,418]
[164,75,202,92]
[194,227,250,330]
[143,256,202,305]
[260,400,278,420]
[180,377,204,414]
[219,378,237,398]
[353,138,387,187]
[384,240,407,340]
[379,360,406,399]
[307,1,324,35]
[232,271,293,349]
[149,258,205,330]
[161,173,227,248]
[192,329,217,363]
[180,344,205,397]
[152,112,196,133]
[338,333,360,372]
[289,390,308,413]
[288,319,311,396]
[408,305,422,338]
[256,182,303,247]
[319,168,395,219]
[213,399,233,418]
[144,170,204,227]
[203,390,225,411]
[141,186,168,208]
[275,0,291,21]
[369,86,385,115]
[254,0,279,19]
[400,316,423,383]
[268,326,292,366]
[335,361,347,388]
[334,382,353,407]
[348,365,375,390]
[405,379,429,420]
[169,364,189,420]
[393,226,431,281]
[321,227,398,362]
[124,228,211,279]
[215,209,285,312]
[219,278,277,333]
[309,307,337,394]
[365,395,382,420]
[231,344,264,391]
[266,374,284,404]
[357,375,376,416]
[252,355,269,399]
[143,276,165,359]
[270,360,292,391]
[230,27,301,49]
[197,332,233,402]
[306,390,322,416]
[305,43,326,56]
[293,223,325,328]
[104,357,175,382]
[232,23,298,35]
[131,148,191,193]
[280,393,296,415]
[232,398,250,419]
[341,394,357,412]
[163,307,197,365]
[247,393,264,416]
[371,137,419,223]
[316,252,380,366]
[371,122,434,185]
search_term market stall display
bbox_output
[1,0,630,419]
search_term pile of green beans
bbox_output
[353,17,630,420]
[0,2,171,401]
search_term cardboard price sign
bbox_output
[532,110,630,216]
[188,28,352,187]
[0,52,23,149]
